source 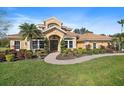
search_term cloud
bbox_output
[8,13,42,35]
[8,11,120,35]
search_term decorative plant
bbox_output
[5,54,14,62]
[60,39,66,53]
[35,49,48,59]
[24,50,33,59]
[44,37,49,53]
[0,52,5,62]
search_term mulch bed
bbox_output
[56,54,87,60]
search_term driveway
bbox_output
[44,52,124,65]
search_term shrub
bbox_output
[77,48,83,55]
[19,49,27,54]
[73,48,79,56]
[86,49,93,55]
[60,39,66,53]
[5,54,15,62]
[16,49,26,60]
[4,49,12,55]
[99,49,106,54]
[61,49,72,57]
[105,48,114,53]
[100,45,105,50]
[92,49,100,54]
[44,37,49,53]
[24,50,33,59]
[82,49,87,54]
[35,49,48,58]
[0,52,5,62]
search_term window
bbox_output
[15,41,20,49]
[32,41,38,49]
[48,23,58,28]
[64,41,68,48]
[93,43,96,49]
[64,40,73,48]
[39,41,44,48]
[69,41,73,48]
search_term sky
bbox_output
[1,7,124,35]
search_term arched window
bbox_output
[48,23,58,28]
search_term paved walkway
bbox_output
[44,52,124,65]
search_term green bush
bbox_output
[86,49,93,55]
[16,49,26,60]
[92,49,100,54]
[5,54,15,62]
[73,48,79,56]
[61,48,72,57]
[82,49,87,54]
[0,52,5,62]
[60,39,66,53]
[24,50,33,59]
[99,49,106,54]
[35,49,48,58]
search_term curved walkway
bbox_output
[44,52,124,65]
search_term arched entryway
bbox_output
[49,35,60,52]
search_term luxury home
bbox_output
[8,17,112,52]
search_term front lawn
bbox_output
[0,47,9,51]
[0,56,124,86]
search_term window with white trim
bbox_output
[32,41,38,49]
[64,40,73,48]
[39,41,44,48]
[15,41,20,49]
[93,43,96,49]
[69,41,73,48]
[32,40,44,49]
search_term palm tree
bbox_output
[112,33,124,51]
[19,23,42,50]
[115,19,124,51]
[117,19,124,33]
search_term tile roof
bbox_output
[7,31,112,42]
[77,33,112,41]
[7,34,21,39]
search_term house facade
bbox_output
[7,17,112,52]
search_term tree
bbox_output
[74,28,80,34]
[74,27,93,34]
[0,10,11,38]
[44,37,49,52]
[0,38,10,47]
[19,23,42,50]
[117,19,124,33]
[112,33,124,51]
[60,39,66,53]
[114,19,124,51]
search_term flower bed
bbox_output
[57,47,116,60]
[0,49,48,62]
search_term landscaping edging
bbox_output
[44,52,124,65]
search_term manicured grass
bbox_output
[0,47,9,51]
[0,56,124,86]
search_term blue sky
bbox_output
[1,7,124,35]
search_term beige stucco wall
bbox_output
[77,41,110,49]
[44,18,61,28]
[10,39,28,50]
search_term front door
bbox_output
[50,40,58,52]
